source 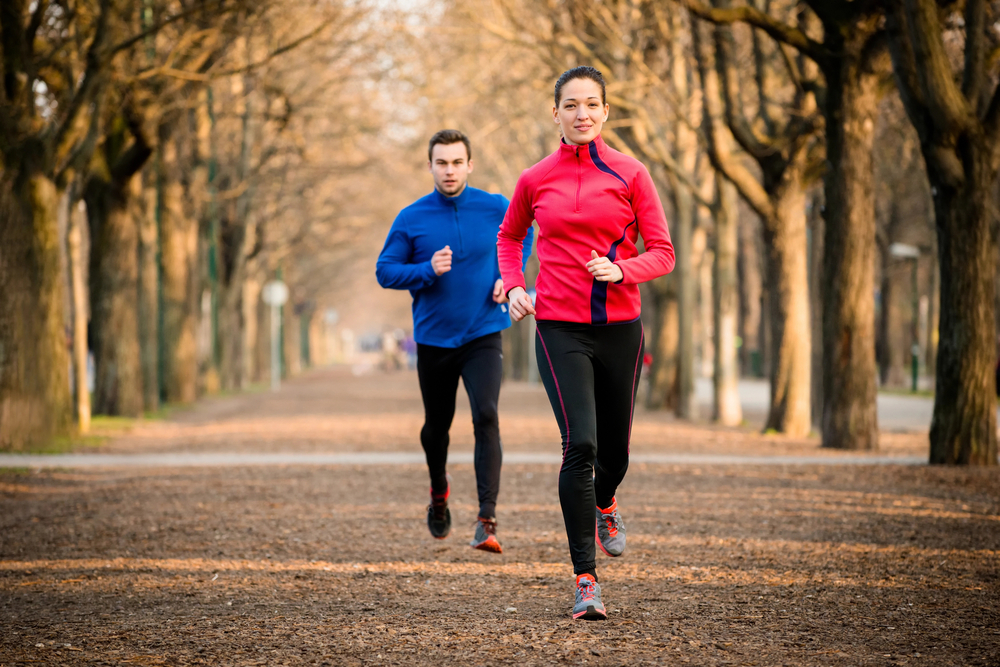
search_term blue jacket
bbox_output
[376,186,534,348]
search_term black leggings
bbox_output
[417,332,503,519]
[535,319,644,575]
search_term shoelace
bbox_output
[476,518,497,536]
[429,496,448,520]
[601,510,620,535]
[578,578,596,601]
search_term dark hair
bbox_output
[428,129,471,161]
[554,66,607,107]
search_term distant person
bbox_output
[376,129,534,553]
[498,67,674,619]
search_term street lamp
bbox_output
[889,243,920,392]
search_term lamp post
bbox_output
[262,280,289,391]
[889,243,920,392]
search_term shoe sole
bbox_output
[470,537,503,553]
[573,605,607,620]
[595,520,623,557]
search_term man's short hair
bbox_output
[428,129,471,162]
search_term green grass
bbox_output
[0,467,32,477]
[878,387,935,399]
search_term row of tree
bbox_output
[406,0,997,464]
[0,0,381,448]
[2,0,997,466]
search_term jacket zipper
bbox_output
[453,203,464,253]
[575,147,582,212]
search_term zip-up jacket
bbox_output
[376,186,534,348]
[497,135,674,325]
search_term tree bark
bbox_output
[668,10,698,419]
[762,187,812,436]
[67,194,92,433]
[820,43,881,450]
[159,127,199,404]
[646,276,680,411]
[713,177,742,425]
[737,209,763,377]
[85,173,144,417]
[0,174,73,449]
[927,151,998,464]
[137,167,160,411]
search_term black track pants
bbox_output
[417,332,503,519]
[535,319,644,575]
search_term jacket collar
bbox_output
[432,184,471,206]
[558,134,608,159]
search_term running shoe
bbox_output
[469,516,503,553]
[596,497,626,557]
[427,479,451,539]
[572,574,607,620]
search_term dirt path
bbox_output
[1,368,998,666]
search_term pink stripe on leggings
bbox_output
[626,327,644,453]
[536,329,571,468]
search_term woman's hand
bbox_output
[507,286,536,322]
[587,250,624,283]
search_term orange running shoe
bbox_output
[572,573,607,620]
[469,516,503,553]
[596,497,626,557]
[427,478,451,539]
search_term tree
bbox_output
[691,0,821,436]
[0,0,113,447]
[885,0,999,465]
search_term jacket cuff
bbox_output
[504,278,527,297]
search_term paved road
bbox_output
[0,451,925,468]
[695,377,1000,432]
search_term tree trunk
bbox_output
[67,194,92,433]
[713,178,742,425]
[86,174,144,417]
[808,190,824,429]
[669,9,698,419]
[646,276,680,411]
[927,147,998,465]
[0,174,73,449]
[159,128,199,404]
[762,188,812,436]
[737,203,763,378]
[820,47,880,450]
[137,168,160,411]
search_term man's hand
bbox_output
[507,286,535,322]
[431,246,453,276]
[586,250,623,283]
[492,279,508,304]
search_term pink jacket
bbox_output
[498,135,675,324]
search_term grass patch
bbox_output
[879,387,935,399]
[30,433,108,454]
[0,467,32,477]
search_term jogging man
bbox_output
[376,129,533,552]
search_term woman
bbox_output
[497,66,675,620]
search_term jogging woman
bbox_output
[497,67,675,620]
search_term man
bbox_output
[376,129,533,552]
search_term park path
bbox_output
[1,367,998,666]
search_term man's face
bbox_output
[429,142,473,197]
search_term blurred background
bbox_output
[1,0,997,462]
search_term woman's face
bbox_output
[553,78,608,146]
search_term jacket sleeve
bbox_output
[520,222,535,272]
[375,211,439,291]
[614,164,675,285]
[497,173,535,294]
